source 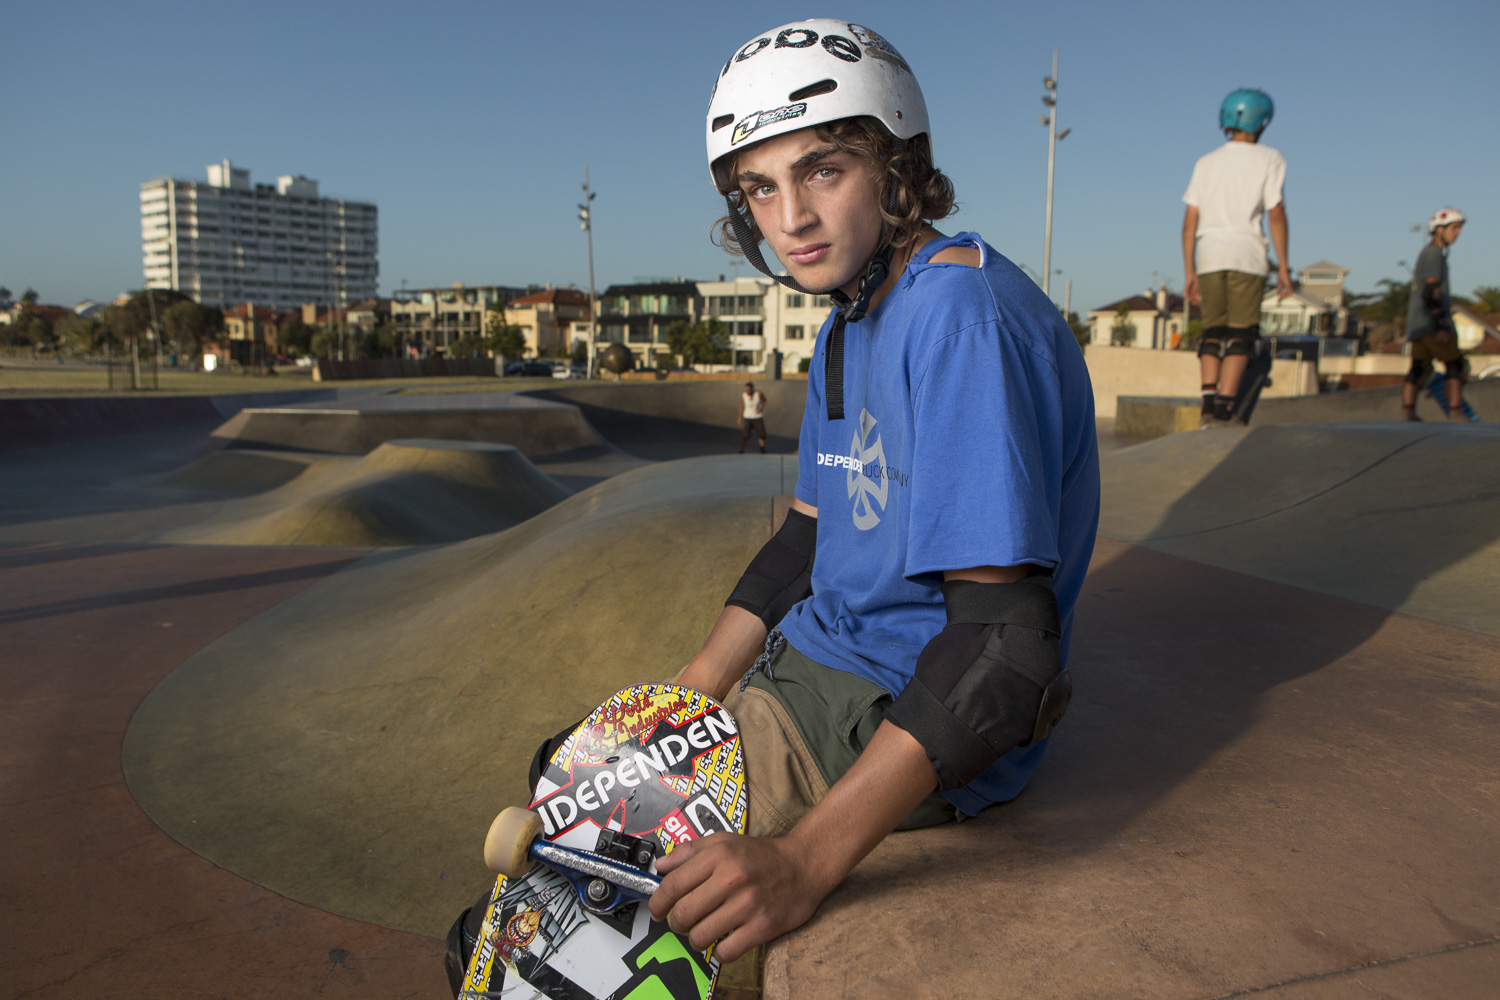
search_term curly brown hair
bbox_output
[711,117,955,257]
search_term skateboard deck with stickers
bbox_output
[458,683,747,1000]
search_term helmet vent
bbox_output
[711,114,734,132]
[788,79,838,102]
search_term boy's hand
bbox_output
[1185,274,1200,306]
[1276,265,1293,301]
[650,831,835,964]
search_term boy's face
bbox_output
[1439,221,1464,246]
[734,126,884,298]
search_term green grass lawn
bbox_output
[0,361,319,397]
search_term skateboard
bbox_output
[1232,340,1274,425]
[1426,371,1479,422]
[455,683,747,999]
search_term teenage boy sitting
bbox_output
[647,19,1099,961]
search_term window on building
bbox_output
[786,293,804,308]
[737,295,759,314]
[785,325,805,340]
[814,295,832,308]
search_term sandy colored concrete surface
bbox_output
[1099,422,1500,636]
[156,439,572,547]
[761,537,1500,999]
[0,542,447,999]
[123,455,797,937]
[9,383,1500,999]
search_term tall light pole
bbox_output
[1039,50,1071,300]
[579,167,598,379]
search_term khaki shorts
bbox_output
[1411,333,1463,364]
[721,636,960,837]
[1199,270,1266,328]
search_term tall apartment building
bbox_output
[141,159,378,311]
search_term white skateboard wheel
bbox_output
[484,807,544,877]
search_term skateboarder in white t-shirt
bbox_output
[1182,88,1291,427]
[737,381,768,453]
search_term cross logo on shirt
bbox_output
[847,408,888,531]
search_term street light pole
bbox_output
[1039,50,1071,301]
[579,167,598,379]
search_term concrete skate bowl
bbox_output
[528,380,808,459]
[146,439,572,547]
[123,454,795,936]
[1098,421,1500,634]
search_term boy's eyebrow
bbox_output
[735,146,841,186]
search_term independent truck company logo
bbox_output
[847,408,887,530]
[815,408,908,531]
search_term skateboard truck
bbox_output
[485,808,660,918]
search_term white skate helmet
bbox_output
[706,19,929,193]
[1428,207,1465,232]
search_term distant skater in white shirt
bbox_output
[1182,88,1291,427]
[737,381,767,454]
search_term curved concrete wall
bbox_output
[0,390,336,451]
[530,380,808,458]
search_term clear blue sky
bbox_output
[3,0,1495,315]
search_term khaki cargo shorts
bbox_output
[720,633,959,838]
[1199,270,1266,328]
[1411,333,1463,364]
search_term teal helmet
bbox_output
[1219,88,1274,133]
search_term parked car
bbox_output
[507,360,557,377]
[551,364,585,380]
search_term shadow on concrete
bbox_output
[1052,422,1500,839]
[0,557,363,625]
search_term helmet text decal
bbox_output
[731,103,808,146]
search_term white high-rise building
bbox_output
[140,159,378,310]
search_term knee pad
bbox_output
[1197,325,1230,359]
[1446,357,1470,383]
[1405,358,1432,385]
[1223,325,1259,357]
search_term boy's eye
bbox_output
[748,183,774,199]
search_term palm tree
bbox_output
[1471,286,1500,314]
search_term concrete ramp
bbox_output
[123,454,795,936]
[150,450,315,496]
[157,439,571,548]
[212,393,605,458]
[1101,422,1500,635]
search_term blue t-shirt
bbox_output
[777,232,1100,815]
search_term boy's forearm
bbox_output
[784,720,940,895]
[1181,207,1199,278]
[678,604,765,700]
[1269,207,1289,273]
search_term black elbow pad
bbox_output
[885,576,1072,790]
[725,507,816,628]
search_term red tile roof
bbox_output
[508,288,590,307]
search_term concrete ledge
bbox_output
[211,400,604,458]
[1116,395,1201,438]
